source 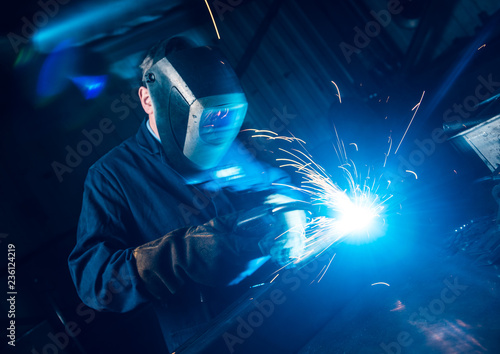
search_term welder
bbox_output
[68,36,306,352]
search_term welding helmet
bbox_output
[142,38,248,173]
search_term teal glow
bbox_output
[33,1,139,52]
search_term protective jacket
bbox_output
[68,119,292,351]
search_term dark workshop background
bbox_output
[1,0,500,353]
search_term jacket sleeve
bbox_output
[68,167,265,311]
[68,167,152,313]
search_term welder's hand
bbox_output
[259,194,307,267]
[133,214,264,300]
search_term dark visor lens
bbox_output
[199,104,246,144]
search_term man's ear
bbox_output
[139,86,154,115]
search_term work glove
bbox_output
[133,207,277,300]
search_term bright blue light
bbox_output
[227,256,270,286]
[36,40,75,97]
[338,204,376,233]
[70,75,107,99]
[334,192,381,235]
[334,195,385,244]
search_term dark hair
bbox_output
[139,36,196,86]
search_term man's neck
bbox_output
[146,119,161,142]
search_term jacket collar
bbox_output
[135,118,189,181]
[136,118,162,155]
[135,118,220,186]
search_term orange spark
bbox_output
[331,81,342,103]
[394,91,425,154]
[204,0,221,40]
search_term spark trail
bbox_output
[394,91,425,154]
[250,130,392,266]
